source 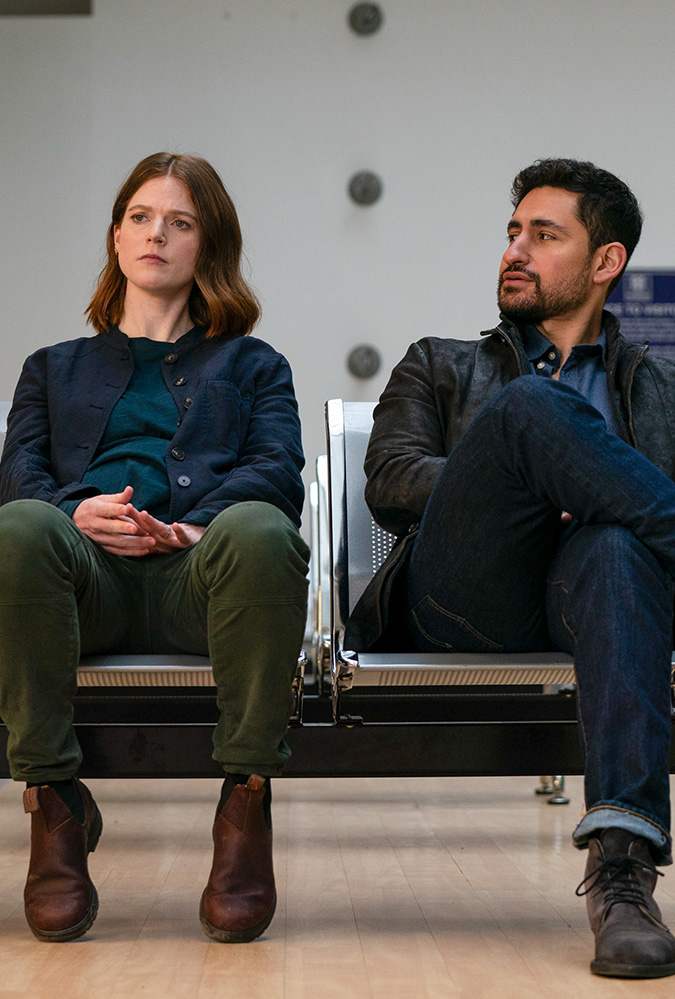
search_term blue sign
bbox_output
[608,270,675,359]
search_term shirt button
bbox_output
[536,361,546,370]
[171,447,185,461]
[547,351,556,360]
[184,397,193,409]
[173,376,187,386]
[164,353,178,364]
[177,475,191,487]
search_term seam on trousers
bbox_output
[549,578,588,759]
[421,595,504,650]
[209,598,308,608]
[0,597,77,606]
[410,609,455,650]
[559,586,589,757]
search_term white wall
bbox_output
[2,0,674,530]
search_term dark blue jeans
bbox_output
[406,377,675,863]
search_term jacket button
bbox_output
[120,352,130,361]
[173,376,187,386]
[177,475,191,487]
[164,353,178,364]
[184,397,193,409]
[171,447,185,461]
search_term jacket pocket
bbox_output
[204,381,252,455]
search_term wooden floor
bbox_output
[0,776,674,998]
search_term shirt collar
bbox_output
[520,324,608,364]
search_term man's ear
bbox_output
[593,242,627,289]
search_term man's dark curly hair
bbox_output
[511,158,643,293]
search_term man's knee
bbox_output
[569,523,660,564]
[490,375,581,422]
[554,524,672,597]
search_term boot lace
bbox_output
[575,854,663,911]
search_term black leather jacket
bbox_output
[345,312,675,650]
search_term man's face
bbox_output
[498,186,595,325]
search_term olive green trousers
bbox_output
[0,500,309,781]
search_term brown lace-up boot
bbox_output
[23,778,102,942]
[200,774,275,943]
[578,827,675,978]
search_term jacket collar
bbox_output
[480,309,644,363]
[479,315,530,374]
[479,309,650,390]
[99,324,207,354]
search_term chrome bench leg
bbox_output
[535,775,554,795]
[547,774,570,805]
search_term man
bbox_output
[346,159,675,979]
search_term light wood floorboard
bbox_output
[0,776,674,998]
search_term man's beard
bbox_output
[497,264,591,325]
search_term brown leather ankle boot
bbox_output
[578,827,675,978]
[200,775,276,943]
[23,778,102,942]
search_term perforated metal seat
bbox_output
[324,399,576,706]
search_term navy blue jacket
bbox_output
[0,327,305,528]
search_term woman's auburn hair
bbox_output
[85,152,260,339]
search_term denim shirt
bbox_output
[522,324,620,437]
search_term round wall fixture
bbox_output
[348,3,383,35]
[348,171,383,205]
[347,344,382,379]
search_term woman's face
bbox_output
[114,175,201,300]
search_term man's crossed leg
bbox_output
[406,376,675,978]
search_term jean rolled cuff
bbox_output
[573,806,672,866]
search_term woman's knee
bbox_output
[200,502,310,590]
[0,500,78,583]
[0,499,71,547]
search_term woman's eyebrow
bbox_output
[127,202,197,220]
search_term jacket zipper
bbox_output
[625,344,649,447]
[493,324,527,375]
[372,528,418,635]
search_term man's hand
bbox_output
[73,486,156,556]
[125,507,206,553]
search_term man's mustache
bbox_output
[499,265,539,288]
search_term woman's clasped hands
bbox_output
[72,485,205,556]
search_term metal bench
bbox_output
[0,397,671,784]
[315,400,675,785]
[324,399,575,701]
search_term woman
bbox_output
[0,152,309,944]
